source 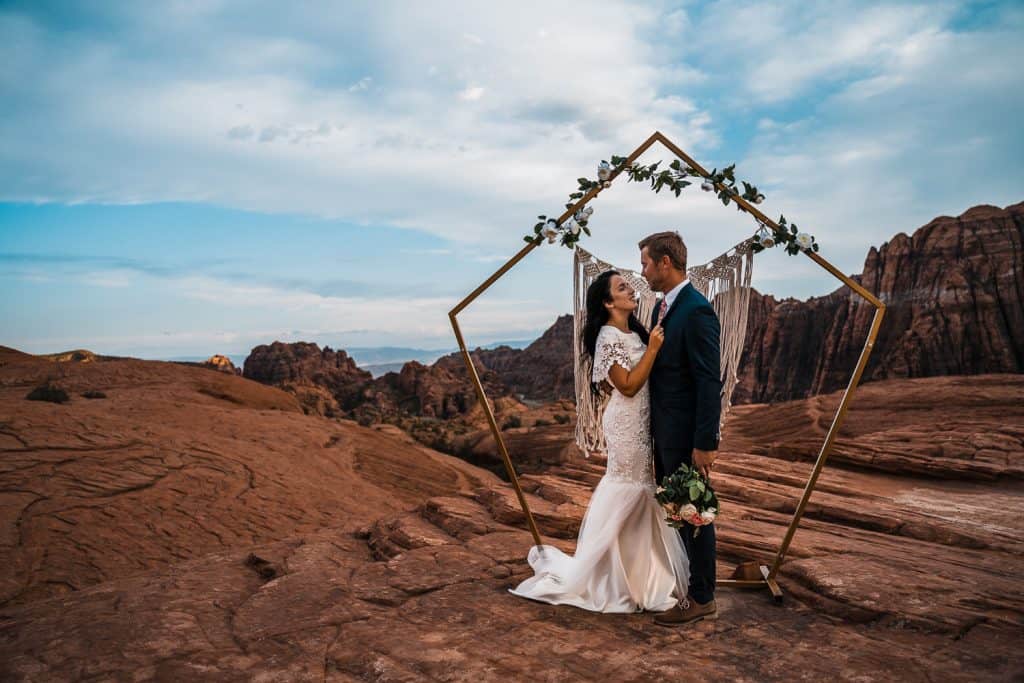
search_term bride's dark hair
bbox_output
[583,270,650,358]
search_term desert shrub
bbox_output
[26,382,70,404]
[501,415,522,430]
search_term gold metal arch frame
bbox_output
[448,131,885,601]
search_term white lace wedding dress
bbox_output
[509,325,689,613]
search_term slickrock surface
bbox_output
[727,374,1024,480]
[1,349,1021,681]
[0,347,498,608]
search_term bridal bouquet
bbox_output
[655,464,719,536]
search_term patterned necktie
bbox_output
[658,297,668,322]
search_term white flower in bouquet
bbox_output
[701,179,714,192]
[566,218,581,235]
[597,161,612,181]
[582,205,594,217]
[680,503,698,518]
[758,232,775,248]
[700,510,717,524]
[795,232,814,250]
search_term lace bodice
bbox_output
[592,326,654,485]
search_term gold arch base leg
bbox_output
[449,131,886,600]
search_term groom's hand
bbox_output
[693,448,716,479]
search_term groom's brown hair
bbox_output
[639,231,687,271]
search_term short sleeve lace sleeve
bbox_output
[592,327,633,383]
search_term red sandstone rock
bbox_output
[735,201,1024,403]
[243,341,372,414]
[0,348,498,609]
[0,363,1021,680]
[200,354,239,375]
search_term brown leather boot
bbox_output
[653,596,717,626]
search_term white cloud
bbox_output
[348,76,372,92]
[457,86,485,101]
[1,0,1021,315]
[0,2,715,249]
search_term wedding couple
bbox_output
[510,231,722,626]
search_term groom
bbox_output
[640,231,722,626]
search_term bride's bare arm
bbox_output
[606,325,664,397]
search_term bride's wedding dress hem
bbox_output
[509,325,690,614]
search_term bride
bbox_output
[509,270,689,613]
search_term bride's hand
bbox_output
[648,324,664,353]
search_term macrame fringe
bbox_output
[573,240,755,456]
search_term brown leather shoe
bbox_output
[653,596,717,626]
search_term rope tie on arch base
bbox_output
[447,131,886,601]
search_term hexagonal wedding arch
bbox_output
[448,131,886,601]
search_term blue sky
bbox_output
[2,1,1022,360]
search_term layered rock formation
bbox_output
[735,201,1024,403]
[471,314,576,400]
[243,341,372,416]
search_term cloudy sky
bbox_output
[2,1,1022,361]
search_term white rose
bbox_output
[795,232,814,250]
[700,510,716,523]
[701,180,714,192]
[543,224,559,243]
[680,504,698,518]
[583,206,594,217]
[759,233,775,248]
[566,219,580,235]
[597,161,612,180]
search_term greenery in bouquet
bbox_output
[655,463,719,536]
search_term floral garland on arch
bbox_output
[525,156,820,256]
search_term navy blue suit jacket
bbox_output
[649,283,722,480]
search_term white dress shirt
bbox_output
[660,278,690,313]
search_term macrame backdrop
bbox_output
[573,239,755,455]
